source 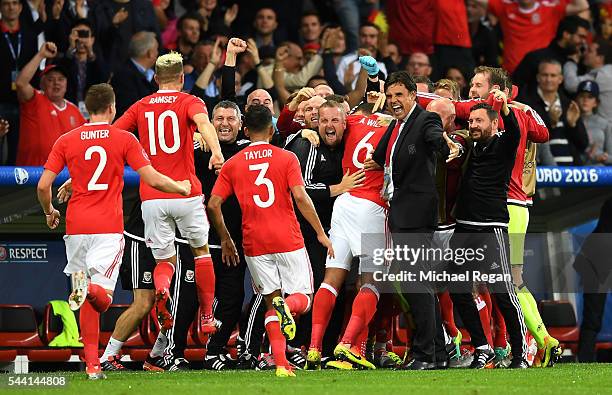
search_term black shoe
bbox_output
[507,358,529,369]
[256,353,276,370]
[470,348,495,369]
[143,355,172,372]
[286,347,306,370]
[203,353,236,371]
[399,359,435,370]
[236,353,258,370]
[101,355,126,371]
[168,357,190,371]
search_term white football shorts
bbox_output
[245,247,314,296]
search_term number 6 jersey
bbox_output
[211,141,306,256]
[114,90,207,201]
[44,122,151,234]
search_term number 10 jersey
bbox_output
[114,90,207,201]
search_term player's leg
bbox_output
[81,234,124,379]
[371,297,402,368]
[244,254,294,377]
[173,196,217,333]
[142,199,180,330]
[490,227,529,368]
[306,236,352,370]
[204,245,246,370]
[101,236,155,370]
[508,204,559,366]
[236,293,267,369]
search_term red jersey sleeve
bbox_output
[286,152,305,188]
[113,103,139,132]
[524,106,550,143]
[43,136,66,174]
[187,96,208,120]
[211,164,234,200]
[124,132,151,171]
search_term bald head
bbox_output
[247,89,273,113]
[426,98,456,132]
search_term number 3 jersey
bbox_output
[343,113,392,208]
[114,90,207,201]
[211,142,306,256]
[44,122,151,235]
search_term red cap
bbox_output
[303,42,321,53]
[40,64,68,78]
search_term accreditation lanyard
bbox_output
[4,32,22,65]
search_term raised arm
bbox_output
[16,42,58,103]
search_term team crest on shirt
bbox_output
[531,12,541,24]
[407,144,416,155]
[50,110,57,116]
[185,270,195,282]
[143,271,152,284]
[70,116,76,127]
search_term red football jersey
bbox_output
[344,113,391,208]
[488,0,568,73]
[114,90,207,201]
[44,122,151,235]
[211,142,305,256]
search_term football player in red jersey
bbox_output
[208,104,333,377]
[37,83,190,380]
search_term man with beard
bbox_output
[285,99,364,363]
[448,95,529,369]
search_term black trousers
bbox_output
[391,228,446,363]
[578,292,609,362]
[206,246,247,355]
[238,293,267,357]
[290,234,346,356]
[448,225,527,361]
[163,243,198,363]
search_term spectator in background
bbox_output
[432,0,473,81]
[514,16,590,93]
[599,4,612,44]
[564,39,612,124]
[252,7,277,49]
[44,0,89,54]
[15,42,85,165]
[466,0,498,68]
[0,0,40,164]
[519,59,588,166]
[110,31,158,117]
[89,0,160,70]
[59,19,109,117]
[184,40,213,92]
[576,81,612,166]
[386,0,434,56]
[171,13,203,63]
[444,66,468,97]
[336,23,387,89]
[406,52,432,78]
[413,75,433,93]
[259,41,322,92]
[385,42,402,69]
[332,0,376,53]
[321,26,348,95]
[299,12,322,47]
[479,0,589,74]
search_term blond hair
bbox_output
[155,52,184,84]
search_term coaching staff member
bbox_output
[364,71,461,370]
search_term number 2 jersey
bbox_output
[44,122,151,235]
[343,113,392,209]
[211,142,306,257]
[114,90,207,201]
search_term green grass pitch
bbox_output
[2,363,612,395]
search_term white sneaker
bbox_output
[68,271,88,311]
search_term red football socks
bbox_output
[309,283,338,351]
[341,286,379,345]
[153,261,175,292]
[264,310,289,368]
[194,255,215,318]
[438,291,459,338]
[285,293,310,316]
[80,300,100,366]
[476,294,493,347]
[492,295,508,348]
[87,283,111,312]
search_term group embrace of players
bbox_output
[36,36,561,379]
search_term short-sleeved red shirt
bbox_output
[44,122,151,235]
[17,90,85,166]
[114,90,207,201]
[488,0,568,73]
[212,142,305,256]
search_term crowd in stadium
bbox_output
[4,0,612,380]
